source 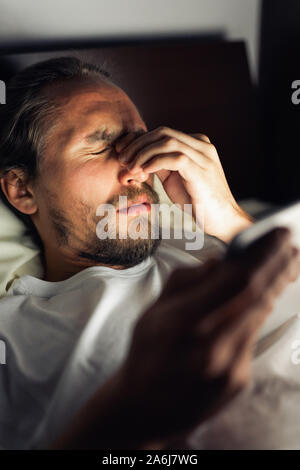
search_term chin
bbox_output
[77,236,161,268]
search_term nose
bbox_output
[118,166,150,187]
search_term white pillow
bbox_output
[0,200,42,297]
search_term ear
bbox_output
[0,169,38,215]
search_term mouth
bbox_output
[117,195,152,216]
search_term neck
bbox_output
[43,245,126,282]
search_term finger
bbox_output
[169,228,292,330]
[263,245,300,297]
[268,248,300,295]
[190,133,211,143]
[223,338,253,389]
[119,131,163,163]
[130,153,208,183]
[285,246,300,282]
[191,290,274,380]
[156,228,292,338]
[195,324,254,379]
[188,288,273,377]
[187,243,300,380]
[189,347,251,425]
[115,130,146,154]
[120,126,217,164]
[124,138,210,173]
[205,238,298,340]
[183,230,295,382]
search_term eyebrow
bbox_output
[85,129,117,144]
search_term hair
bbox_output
[0,56,110,241]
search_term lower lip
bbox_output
[118,203,151,216]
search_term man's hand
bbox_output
[116,127,254,243]
[117,228,300,445]
[53,228,300,449]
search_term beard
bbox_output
[48,181,162,268]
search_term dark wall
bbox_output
[259,0,300,204]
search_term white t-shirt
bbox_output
[2,234,300,450]
[0,241,202,449]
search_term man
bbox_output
[0,57,299,449]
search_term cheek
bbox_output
[63,162,117,208]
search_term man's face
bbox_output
[32,77,161,268]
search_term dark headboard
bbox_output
[1,39,262,200]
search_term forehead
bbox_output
[44,78,145,151]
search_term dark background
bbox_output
[259,0,300,204]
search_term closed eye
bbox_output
[90,146,111,156]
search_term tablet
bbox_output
[226,199,300,258]
[226,199,300,341]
